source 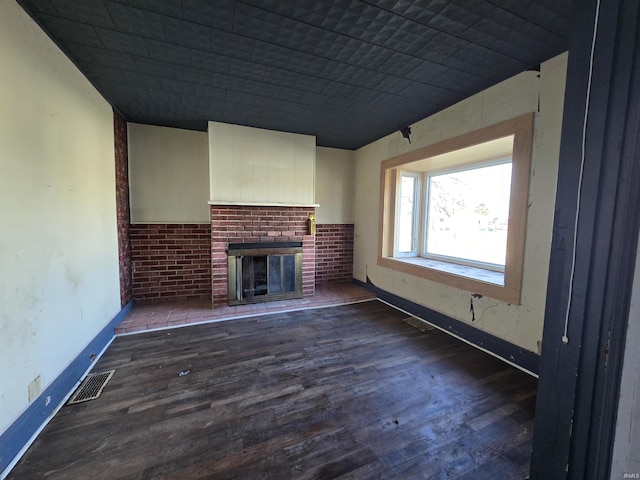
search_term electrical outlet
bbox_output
[28,376,41,403]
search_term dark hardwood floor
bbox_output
[8,301,537,479]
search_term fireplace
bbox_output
[210,204,316,308]
[227,242,302,305]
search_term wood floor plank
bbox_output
[7,300,537,479]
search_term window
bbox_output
[396,172,419,256]
[421,159,512,271]
[378,114,534,304]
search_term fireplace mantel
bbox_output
[209,200,319,207]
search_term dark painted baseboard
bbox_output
[353,277,540,375]
[0,300,134,475]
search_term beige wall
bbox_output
[353,53,568,353]
[0,1,120,435]
[208,121,316,205]
[128,123,209,223]
[315,147,355,224]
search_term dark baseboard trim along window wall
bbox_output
[353,278,540,376]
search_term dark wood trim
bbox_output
[531,0,640,478]
[352,278,540,375]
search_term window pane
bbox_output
[398,174,417,254]
[282,255,296,292]
[426,162,511,267]
[268,255,282,294]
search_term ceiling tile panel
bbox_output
[382,21,438,54]
[240,0,318,22]
[279,102,309,114]
[404,59,450,83]
[134,57,177,79]
[162,17,212,51]
[229,58,268,82]
[430,69,491,93]
[122,0,183,17]
[182,0,235,31]
[87,47,138,71]
[348,43,394,70]
[58,42,97,64]
[175,66,212,87]
[399,81,459,102]
[372,0,449,24]
[18,0,58,15]
[145,39,192,67]
[191,51,231,74]
[211,72,245,91]
[18,0,569,149]
[347,69,386,90]
[321,82,357,99]
[119,70,162,89]
[377,52,424,76]
[105,1,166,40]
[294,75,330,94]
[50,0,115,28]
[250,41,291,70]
[82,63,126,83]
[94,27,149,56]
[429,3,481,36]
[38,15,103,48]
[374,76,414,95]
[327,63,361,84]
[315,33,361,63]
[308,0,366,35]
[212,32,255,61]
[244,81,304,102]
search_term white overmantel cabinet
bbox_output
[208,121,316,206]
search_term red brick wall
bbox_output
[130,224,211,301]
[211,205,315,308]
[315,224,354,284]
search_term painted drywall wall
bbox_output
[208,121,316,205]
[315,147,355,224]
[0,1,120,436]
[128,123,209,223]
[610,237,640,479]
[353,53,567,353]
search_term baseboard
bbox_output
[0,300,134,478]
[352,278,540,376]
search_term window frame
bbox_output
[394,171,421,257]
[420,156,512,273]
[378,113,534,305]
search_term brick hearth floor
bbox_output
[115,282,376,335]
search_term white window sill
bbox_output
[393,256,505,286]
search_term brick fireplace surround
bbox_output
[210,205,316,308]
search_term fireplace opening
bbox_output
[228,242,302,305]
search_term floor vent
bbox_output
[403,316,435,332]
[67,370,115,405]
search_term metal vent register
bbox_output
[67,370,115,405]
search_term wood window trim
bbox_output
[378,113,534,305]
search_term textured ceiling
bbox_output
[18,0,570,149]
